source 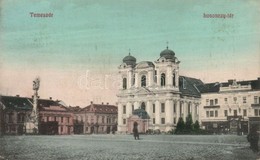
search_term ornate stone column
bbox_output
[126,102,132,117]
[135,72,139,88]
[148,70,154,87]
[117,103,123,132]
[165,99,173,131]
[175,100,179,124]
[128,70,133,89]
[155,100,161,129]
[183,101,187,122]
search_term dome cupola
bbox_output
[160,46,175,59]
[123,52,136,66]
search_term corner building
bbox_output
[117,47,202,133]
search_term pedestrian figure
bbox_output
[133,122,139,140]
[247,125,259,153]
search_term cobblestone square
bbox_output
[0,135,259,160]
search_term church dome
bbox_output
[132,109,149,119]
[123,54,136,66]
[160,47,175,59]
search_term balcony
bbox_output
[251,104,260,107]
[204,105,220,109]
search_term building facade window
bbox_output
[61,117,63,123]
[132,105,134,112]
[141,102,146,111]
[224,98,228,104]
[188,103,191,113]
[234,110,237,116]
[206,111,209,117]
[154,70,157,83]
[215,110,218,117]
[67,117,70,123]
[174,117,176,124]
[161,73,166,86]
[254,96,258,104]
[173,73,176,86]
[255,109,259,116]
[243,109,247,116]
[141,75,146,87]
[215,99,218,105]
[224,110,228,117]
[153,118,155,124]
[210,100,214,106]
[123,105,126,114]
[123,78,127,89]
[153,104,155,113]
[173,103,176,113]
[233,97,237,104]
[123,119,126,124]
[206,99,209,105]
[102,116,105,123]
[132,75,135,86]
[243,97,247,103]
[161,118,165,124]
[210,111,214,117]
[161,103,165,113]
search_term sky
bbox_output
[0,0,259,106]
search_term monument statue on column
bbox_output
[25,77,40,134]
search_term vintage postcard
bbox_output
[0,0,260,159]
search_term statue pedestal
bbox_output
[25,122,38,134]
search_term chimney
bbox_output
[16,95,20,97]
[49,97,52,100]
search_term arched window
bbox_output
[173,73,176,86]
[132,75,135,86]
[123,78,127,89]
[141,102,146,111]
[141,75,146,87]
[154,70,157,83]
[161,73,166,86]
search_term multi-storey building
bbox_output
[70,102,118,134]
[199,78,260,134]
[117,47,202,133]
[0,95,73,135]
[37,98,74,135]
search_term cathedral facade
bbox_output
[117,47,203,133]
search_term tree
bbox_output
[194,120,200,131]
[175,117,185,134]
[185,113,193,132]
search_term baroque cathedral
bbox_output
[117,46,203,133]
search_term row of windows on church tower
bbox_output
[123,73,176,89]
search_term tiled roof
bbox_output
[179,76,204,98]
[28,98,61,107]
[197,83,220,93]
[83,104,117,114]
[0,96,69,112]
[0,96,33,111]
[41,105,68,112]
[67,106,83,112]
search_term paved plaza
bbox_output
[0,135,259,160]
